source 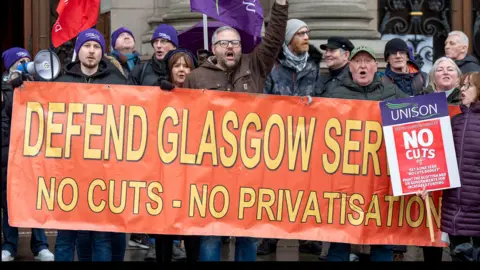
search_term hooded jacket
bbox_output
[319,72,409,101]
[455,55,480,74]
[55,58,126,85]
[264,45,322,96]
[381,61,427,96]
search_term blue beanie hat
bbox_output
[75,28,106,55]
[2,47,31,70]
[111,27,135,50]
[151,24,178,48]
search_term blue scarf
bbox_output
[112,50,139,72]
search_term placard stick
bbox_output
[425,193,435,242]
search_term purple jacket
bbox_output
[441,102,480,237]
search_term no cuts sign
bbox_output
[380,93,461,196]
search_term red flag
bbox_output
[52,0,101,48]
[56,0,67,15]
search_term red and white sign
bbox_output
[380,93,461,196]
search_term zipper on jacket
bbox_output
[453,107,470,235]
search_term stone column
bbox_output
[288,0,380,39]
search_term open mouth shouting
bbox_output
[225,51,235,61]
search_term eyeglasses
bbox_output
[295,30,310,38]
[214,40,241,48]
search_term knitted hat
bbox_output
[151,24,178,48]
[384,38,410,61]
[285,19,308,45]
[75,28,106,55]
[111,27,135,50]
[2,47,31,70]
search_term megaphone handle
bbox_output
[49,49,54,81]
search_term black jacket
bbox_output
[55,58,127,84]
[127,56,168,86]
[455,55,480,74]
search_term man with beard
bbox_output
[317,37,355,96]
[258,18,323,257]
[183,0,288,261]
[445,31,480,74]
[53,28,127,261]
[128,24,177,87]
[319,46,407,261]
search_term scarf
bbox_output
[280,43,308,73]
[111,50,139,71]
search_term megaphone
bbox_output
[16,49,61,81]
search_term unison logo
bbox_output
[386,102,439,121]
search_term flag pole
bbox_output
[203,14,208,50]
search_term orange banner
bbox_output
[8,82,461,247]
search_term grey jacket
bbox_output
[455,55,480,74]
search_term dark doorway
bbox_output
[1,0,24,74]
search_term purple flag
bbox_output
[190,0,264,38]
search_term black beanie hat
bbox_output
[384,38,410,60]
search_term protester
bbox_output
[259,18,323,257]
[381,38,427,96]
[152,48,200,263]
[108,27,141,76]
[52,28,126,262]
[165,48,198,88]
[1,47,55,262]
[317,37,355,96]
[126,23,178,260]
[183,0,288,261]
[381,38,426,261]
[419,57,462,104]
[263,19,323,97]
[445,31,480,73]
[320,46,408,101]
[420,71,480,261]
[319,45,408,262]
[128,24,177,87]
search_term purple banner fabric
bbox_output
[190,0,264,38]
[379,93,450,127]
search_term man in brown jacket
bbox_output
[184,0,288,262]
[184,0,288,94]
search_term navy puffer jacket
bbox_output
[441,102,480,237]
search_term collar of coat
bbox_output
[277,44,323,64]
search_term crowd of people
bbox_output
[1,0,479,262]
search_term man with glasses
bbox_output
[184,0,289,262]
[128,24,177,87]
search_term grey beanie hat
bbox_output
[285,19,308,45]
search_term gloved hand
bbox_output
[9,72,25,89]
[158,79,175,91]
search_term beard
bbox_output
[217,54,241,70]
[81,59,99,69]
